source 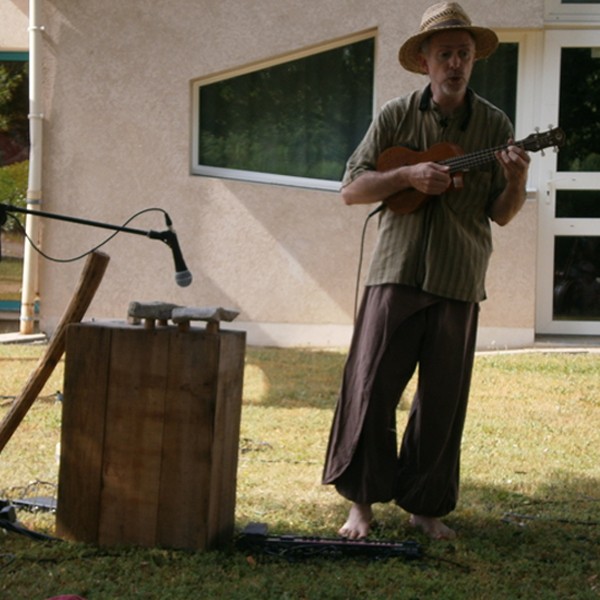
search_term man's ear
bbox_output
[417,53,429,75]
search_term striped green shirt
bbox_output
[343,86,513,302]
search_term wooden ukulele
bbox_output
[376,127,566,215]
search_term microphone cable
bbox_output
[3,207,169,263]
[353,203,384,322]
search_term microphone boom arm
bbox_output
[1,202,157,239]
[0,202,192,286]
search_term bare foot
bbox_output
[409,514,456,540]
[338,503,373,539]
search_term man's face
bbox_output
[419,30,476,102]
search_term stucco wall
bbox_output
[35,0,543,347]
[0,0,28,50]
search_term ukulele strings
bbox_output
[439,142,515,173]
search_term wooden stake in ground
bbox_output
[0,251,110,453]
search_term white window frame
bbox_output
[493,31,545,194]
[545,0,600,23]
[190,30,376,192]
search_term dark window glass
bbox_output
[0,57,29,166]
[470,43,519,126]
[197,38,374,182]
[556,190,600,218]
[0,53,28,309]
[558,47,600,172]
[553,236,600,320]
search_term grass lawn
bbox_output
[0,343,598,599]
[0,256,23,302]
[0,231,24,302]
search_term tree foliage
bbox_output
[558,48,600,172]
[199,39,374,181]
[0,61,29,167]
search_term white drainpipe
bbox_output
[19,0,43,334]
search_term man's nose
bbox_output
[448,52,462,68]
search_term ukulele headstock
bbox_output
[519,127,566,154]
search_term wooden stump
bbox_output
[56,321,246,551]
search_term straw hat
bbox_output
[398,2,499,73]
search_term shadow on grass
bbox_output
[244,346,347,409]
[0,472,598,599]
[239,472,599,597]
[254,470,599,538]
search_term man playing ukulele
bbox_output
[323,2,530,540]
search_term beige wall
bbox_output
[0,0,28,50]
[33,0,543,348]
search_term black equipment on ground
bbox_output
[237,522,423,561]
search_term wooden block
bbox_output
[56,322,246,551]
[207,331,246,548]
[155,330,217,549]
[127,301,180,321]
[97,327,170,547]
[56,324,112,543]
[171,307,239,324]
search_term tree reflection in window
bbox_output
[558,47,600,172]
[198,38,374,182]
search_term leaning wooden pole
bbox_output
[0,251,110,453]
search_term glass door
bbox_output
[537,30,600,335]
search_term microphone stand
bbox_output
[0,202,174,250]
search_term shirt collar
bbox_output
[418,84,473,131]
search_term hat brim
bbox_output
[398,26,499,73]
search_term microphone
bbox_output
[162,214,193,287]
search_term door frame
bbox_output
[536,29,600,335]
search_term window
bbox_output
[0,52,28,312]
[192,34,375,191]
[545,0,600,22]
[557,47,600,172]
[470,43,519,127]
[0,52,29,167]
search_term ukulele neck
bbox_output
[441,142,516,174]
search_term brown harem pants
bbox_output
[322,284,479,517]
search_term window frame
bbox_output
[190,30,376,192]
[545,0,600,23]
[493,32,539,141]
[479,31,542,194]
